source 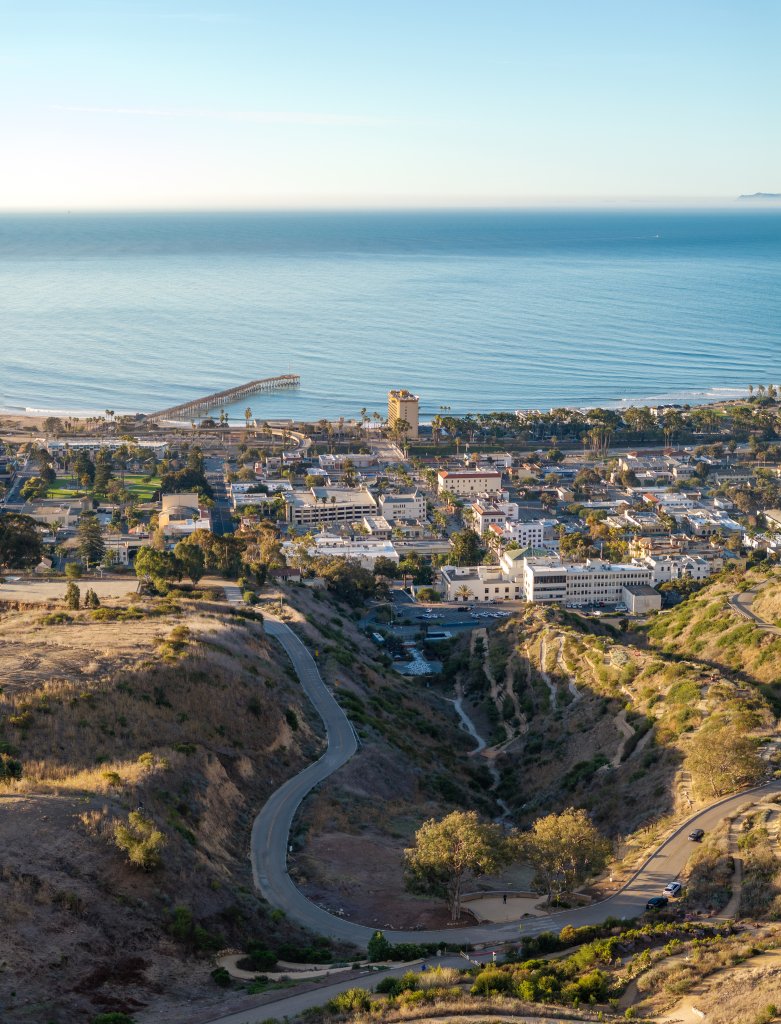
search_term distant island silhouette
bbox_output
[738,192,781,200]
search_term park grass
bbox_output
[48,473,161,502]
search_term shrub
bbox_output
[92,1014,136,1024]
[471,966,516,995]
[64,581,80,609]
[113,811,166,870]
[210,966,231,987]
[173,742,197,755]
[166,905,223,951]
[243,945,277,971]
[327,987,371,1013]
[368,930,391,962]
[39,611,72,625]
[0,752,23,784]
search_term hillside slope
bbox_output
[0,595,327,1023]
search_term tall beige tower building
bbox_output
[387,389,419,439]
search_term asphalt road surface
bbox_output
[191,586,781,1024]
[205,456,234,536]
[252,611,781,948]
[251,619,359,935]
[729,579,781,635]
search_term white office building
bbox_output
[283,534,399,570]
[285,486,377,526]
[470,500,519,535]
[634,553,717,585]
[378,491,427,522]
[440,554,655,606]
[437,469,503,497]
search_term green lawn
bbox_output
[49,474,161,502]
[122,474,162,501]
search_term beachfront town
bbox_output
[2,385,781,668]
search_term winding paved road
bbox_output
[251,619,359,937]
[728,578,781,635]
[187,595,781,1024]
[255,612,781,946]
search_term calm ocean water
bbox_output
[1,209,779,422]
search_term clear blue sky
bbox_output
[1,0,778,209]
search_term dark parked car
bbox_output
[688,828,705,842]
[646,896,669,911]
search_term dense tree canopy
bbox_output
[449,529,484,567]
[519,807,610,905]
[77,511,105,565]
[403,810,509,922]
[0,513,43,569]
[686,724,764,798]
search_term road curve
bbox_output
[251,619,361,941]
[728,580,781,635]
[255,614,781,947]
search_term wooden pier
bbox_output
[149,374,300,421]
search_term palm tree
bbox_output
[455,584,472,602]
[244,407,253,431]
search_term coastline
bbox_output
[0,385,757,430]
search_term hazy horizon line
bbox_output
[1,197,780,216]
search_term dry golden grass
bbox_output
[632,926,781,1011]
[750,578,781,626]
[0,597,332,1023]
[696,952,781,1024]
[345,994,602,1023]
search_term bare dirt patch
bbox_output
[295,829,455,929]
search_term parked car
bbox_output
[688,828,705,842]
[646,896,669,911]
[663,882,682,898]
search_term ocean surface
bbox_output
[1,209,779,423]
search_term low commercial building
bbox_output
[362,515,393,539]
[634,553,718,585]
[683,510,743,537]
[285,486,377,526]
[318,453,378,471]
[437,469,503,497]
[440,554,657,606]
[41,438,168,457]
[463,452,515,470]
[622,584,662,614]
[605,510,667,535]
[552,559,654,606]
[379,491,427,521]
[470,500,518,535]
[439,564,522,602]
[283,534,399,570]
[104,534,149,565]
[159,493,212,538]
